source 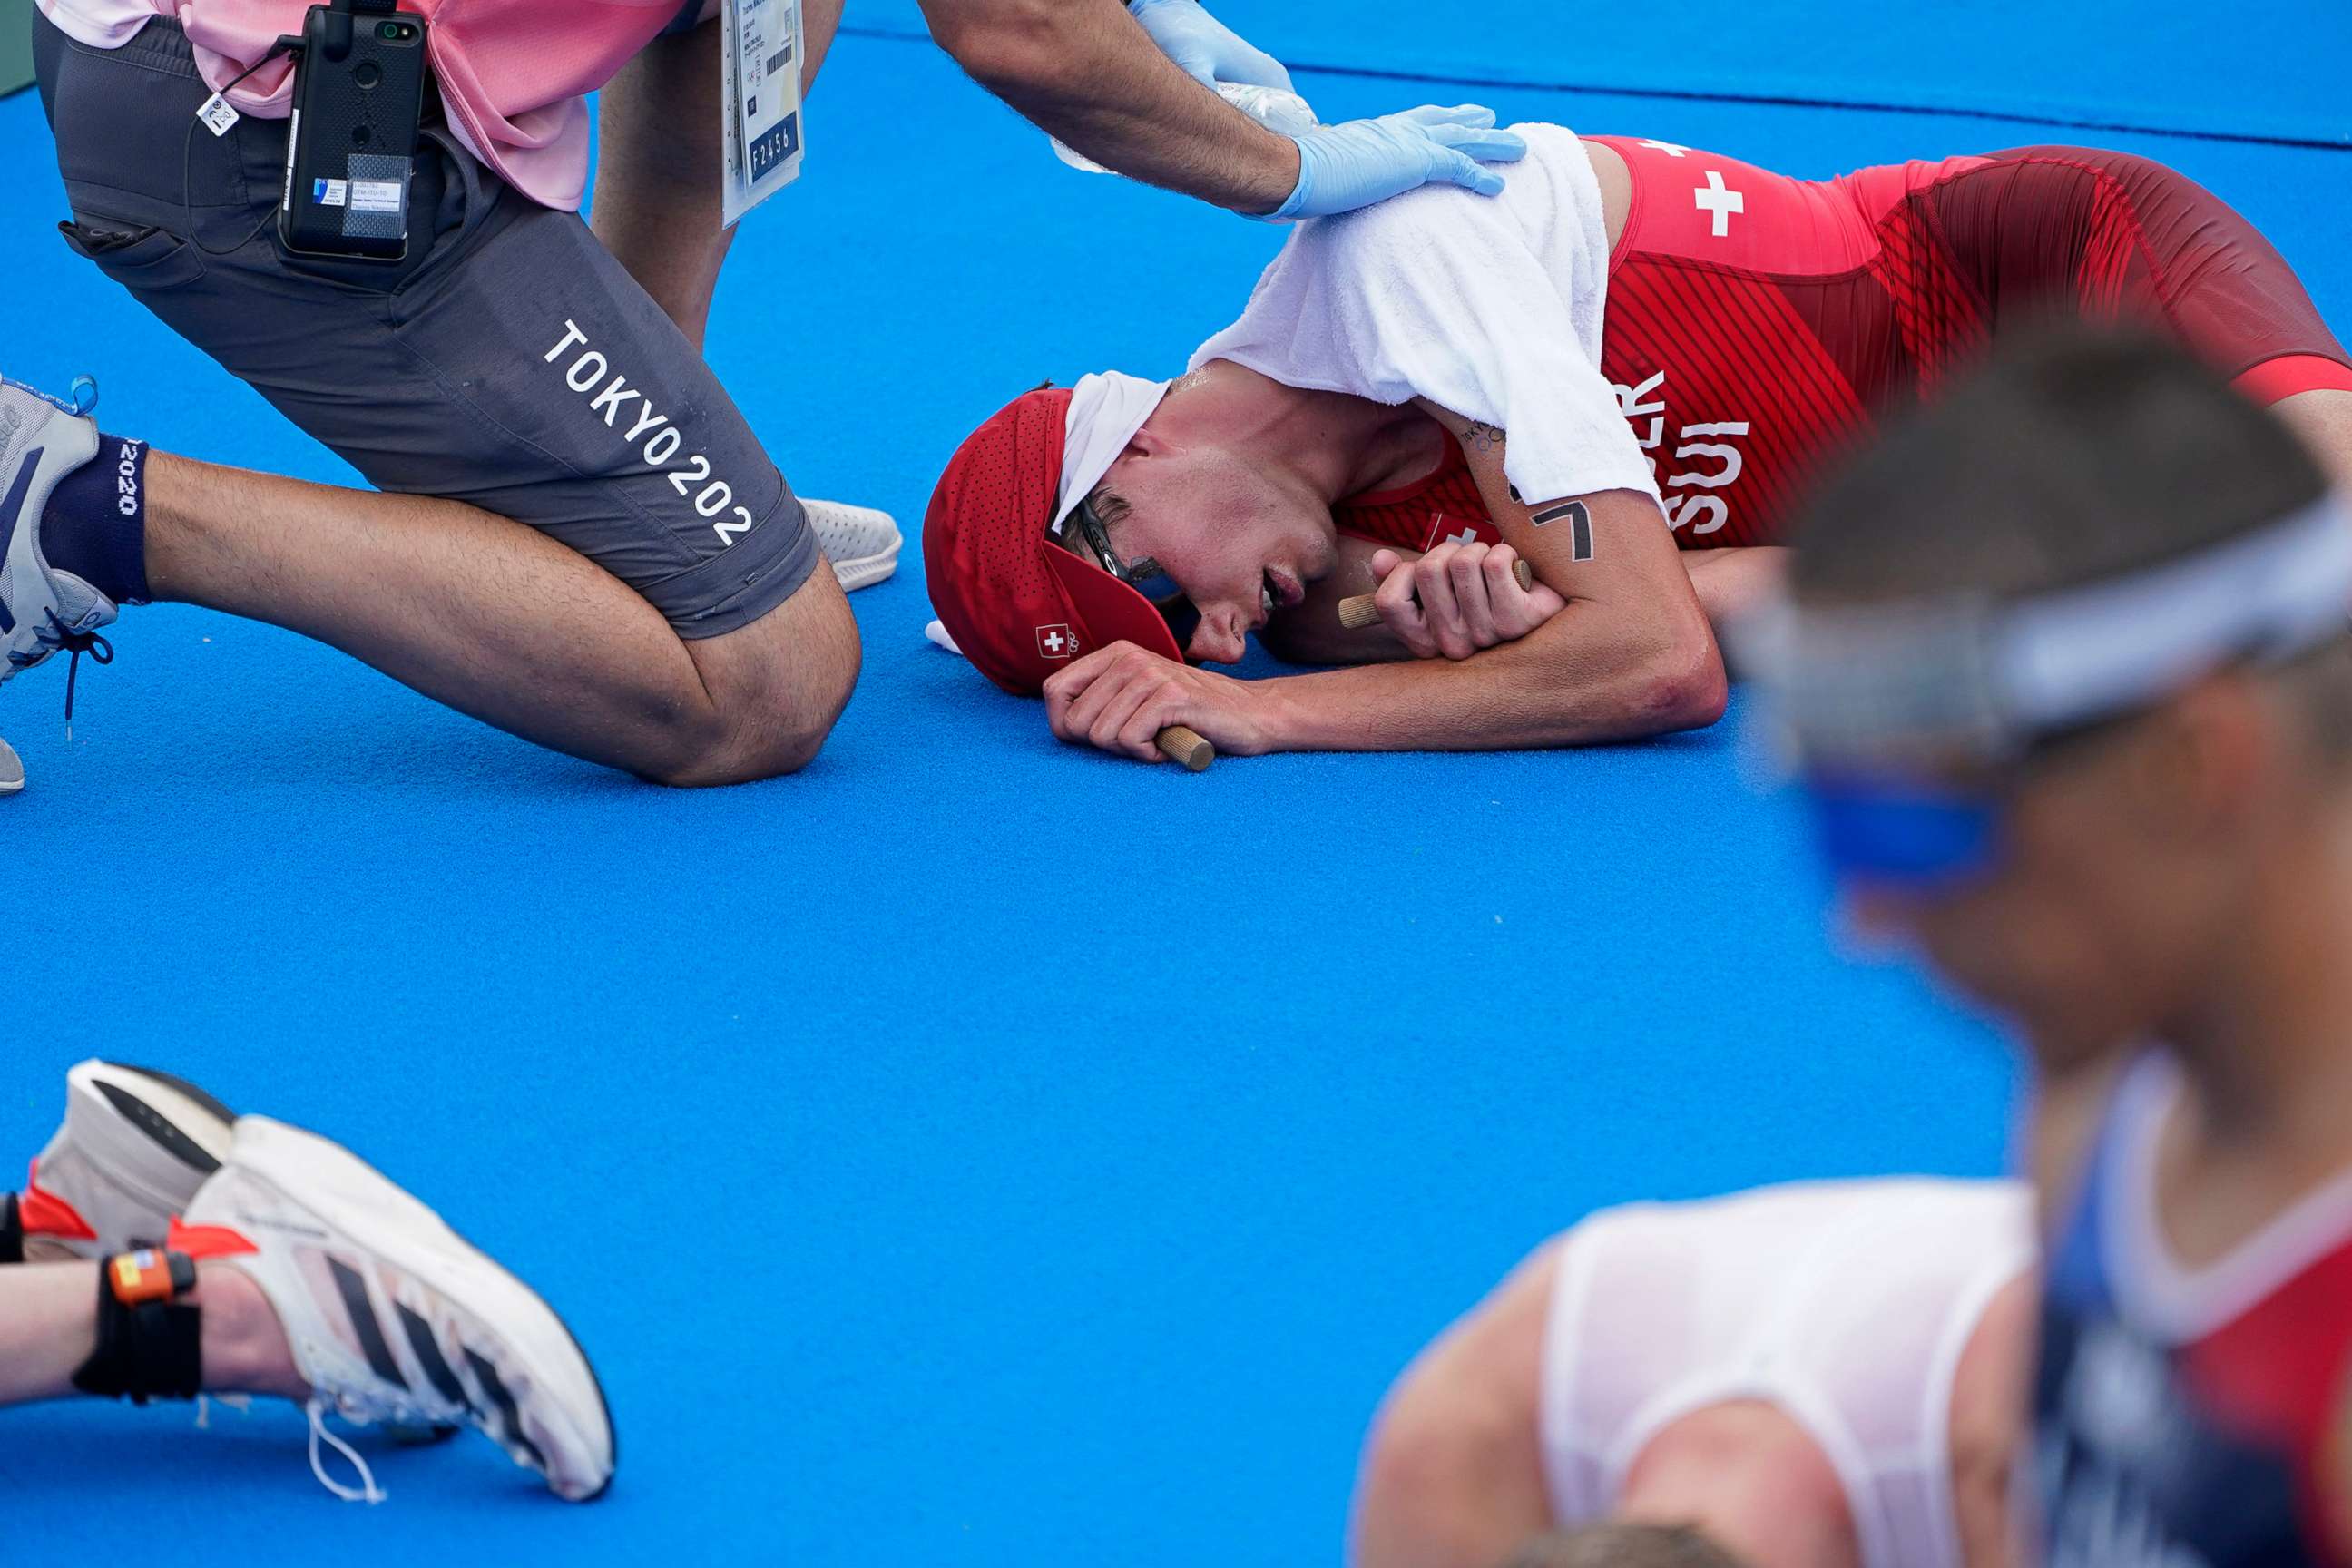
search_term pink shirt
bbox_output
[36,0,710,211]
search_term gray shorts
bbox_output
[33,14,817,639]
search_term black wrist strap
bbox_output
[71,1253,203,1405]
[0,1193,21,1266]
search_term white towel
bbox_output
[1190,124,1657,511]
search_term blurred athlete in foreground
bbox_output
[1746,327,2352,1565]
[1350,1180,2035,1568]
[0,1060,612,1503]
[926,132,2352,763]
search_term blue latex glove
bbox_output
[1128,0,1293,91]
[1272,105,1528,220]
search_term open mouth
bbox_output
[1259,568,1303,624]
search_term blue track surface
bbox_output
[1,6,2341,1563]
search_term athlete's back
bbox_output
[1546,1178,2034,1568]
[1327,133,2349,563]
[1587,136,2352,550]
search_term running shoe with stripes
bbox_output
[18,1060,236,1259]
[1,375,116,703]
[806,497,902,591]
[172,1115,617,1502]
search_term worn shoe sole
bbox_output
[830,540,902,592]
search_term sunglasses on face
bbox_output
[1802,771,2003,890]
[1070,495,1201,649]
[1800,713,2136,891]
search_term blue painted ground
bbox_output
[2,6,2340,1564]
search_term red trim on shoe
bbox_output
[19,1162,98,1242]
[165,1216,259,1259]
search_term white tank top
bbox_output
[1541,1178,2035,1568]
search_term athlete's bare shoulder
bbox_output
[1581,139,1632,253]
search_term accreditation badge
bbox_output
[720,0,806,226]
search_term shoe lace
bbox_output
[304,1397,388,1505]
[20,610,113,723]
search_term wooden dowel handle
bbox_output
[1157,725,1214,772]
[1338,557,1532,629]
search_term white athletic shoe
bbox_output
[805,497,901,591]
[19,1060,237,1259]
[0,733,20,793]
[1,376,117,698]
[173,1115,617,1503]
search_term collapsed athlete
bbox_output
[924,128,2352,763]
[5,0,1524,787]
[1350,1179,2034,1568]
[1748,328,2352,1565]
[0,1060,612,1501]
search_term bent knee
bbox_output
[651,573,862,787]
[646,705,838,787]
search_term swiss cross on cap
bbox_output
[922,387,1187,696]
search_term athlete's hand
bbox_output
[1128,0,1294,92]
[1043,641,1281,763]
[1274,106,1528,220]
[1371,542,1567,660]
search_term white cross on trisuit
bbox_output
[1044,630,1065,652]
[1694,170,1744,238]
[1639,139,1690,158]
[1442,527,1480,548]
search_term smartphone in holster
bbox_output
[278,1,428,262]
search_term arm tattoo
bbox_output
[1456,419,1505,453]
[1532,500,1596,560]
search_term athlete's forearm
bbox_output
[1260,616,1411,666]
[1250,596,1728,751]
[1262,536,1415,665]
[1681,546,1788,639]
[923,0,1298,213]
[1264,405,1721,750]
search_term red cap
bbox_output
[922,387,1184,695]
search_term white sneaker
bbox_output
[1,376,117,696]
[805,497,901,591]
[174,1115,616,1503]
[19,1060,237,1259]
[0,733,20,793]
